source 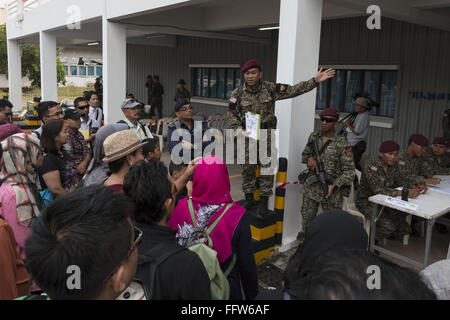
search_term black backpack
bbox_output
[134,242,184,300]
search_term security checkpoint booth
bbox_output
[6,0,450,263]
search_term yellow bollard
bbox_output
[274,158,288,245]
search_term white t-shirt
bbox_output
[80,116,100,131]
[346,111,369,146]
[89,106,103,125]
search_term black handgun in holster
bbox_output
[306,140,333,197]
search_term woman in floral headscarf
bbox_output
[0,133,43,259]
[168,155,258,300]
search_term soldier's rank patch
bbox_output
[370,166,378,172]
[344,146,353,158]
[275,83,289,93]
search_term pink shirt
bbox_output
[0,183,31,260]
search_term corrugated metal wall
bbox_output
[126,36,277,118]
[317,17,450,156]
[127,16,450,156]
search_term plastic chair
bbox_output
[343,169,370,235]
[154,117,174,151]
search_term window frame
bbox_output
[318,65,400,118]
[189,64,241,101]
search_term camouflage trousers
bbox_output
[297,183,344,241]
[241,134,277,197]
[356,201,411,240]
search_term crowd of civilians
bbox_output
[0,96,449,300]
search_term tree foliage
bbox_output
[0,24,66,87]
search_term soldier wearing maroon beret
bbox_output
[298,107,355,241]
[356,140,421,240]
[422,136,450,177]
[397,133,441,187]
[227,59,335,219]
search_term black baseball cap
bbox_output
[64,108,82,120]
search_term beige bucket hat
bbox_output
[353,97,370,109]
[103,129,148,163]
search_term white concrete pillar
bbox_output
[274,0,323,251]
[7,39,22,112]
[102,18,127,124]
[39,31,58,101]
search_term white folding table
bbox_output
[368,175,450,269]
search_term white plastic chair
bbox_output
[342,169,370,235]
[154,117,174,151]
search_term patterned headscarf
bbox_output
[0,133,43,226]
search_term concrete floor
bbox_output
[160,151,450,291]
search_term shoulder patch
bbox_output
[275,83,289,93]
[229,97,237,104]
[399,161,406,166]
[370,166,378,172]
[344,146,353,158]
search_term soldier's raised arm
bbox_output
[274,67,335,101]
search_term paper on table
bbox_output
[430,186,450,195]
[442,180,450,185]
[245,112,260,140]
[385,196,419,212]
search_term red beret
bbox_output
[379,140,400,153]
[241,59,261,73]
[410,134,429,147]
[432,136,448,146]
[319,108,339,118]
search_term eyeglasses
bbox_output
[102,225,143,285]
[48,111,65,118]
[320,117,336,123]
[76,106,88,110]
[178,106,192,112]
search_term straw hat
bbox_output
[103,129,148,163]
[353,97,370,109]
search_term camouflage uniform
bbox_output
[298,131,355,239]
[397,151,431,187]
[422,148,450,176]
[356,156,411,240]
[174,88,191,103]
[443,111,450,141]
[227,79,318,196]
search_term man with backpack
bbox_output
[123,160,211,300]
[227,59,335,219]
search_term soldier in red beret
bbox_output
[422,136,450,176]
[422,136,450,233]
[298,107,355,241]
[356,140,421,240]
[397,133,441,187]
[228,59,335,219]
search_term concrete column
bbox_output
[102,18,127,124]
[39,31,57,101]
[7,39,22,112]
[274,0,323,251]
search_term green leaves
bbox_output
[0,25,66,87]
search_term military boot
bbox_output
[254,196,269,220]
[240,193,256,209]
